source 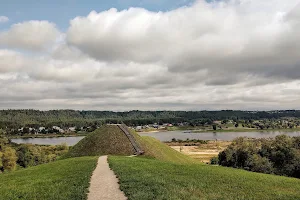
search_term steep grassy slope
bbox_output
[109,156,300,200]
[66,125,135,157]
[132,130,198,164]
[0,157,98,200]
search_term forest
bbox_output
[1,109,300,129]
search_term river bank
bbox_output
[140,127,300,133]
[8,133,88,139]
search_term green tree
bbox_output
[1,147,17,171]
[248,154,273,174]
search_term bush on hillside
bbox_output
[16,144,68,168]
[218,135,300,178]
[210,157,218,165]
[0,135,69,172]
[1,147,17,172]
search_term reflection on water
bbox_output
[139,131,300,141]
[11,136,85,146]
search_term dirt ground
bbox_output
[169,141,231,163]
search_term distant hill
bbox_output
[65,125,135,157]
[1,109,300,129]
[65,124,197,164]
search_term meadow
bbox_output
[0,157,97,200]
[109,156,300,200]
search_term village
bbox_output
[8,125,98,136]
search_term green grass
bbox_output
[0,156,98,200]
[65,125,134,157]
[109,156,300,200]
[132,131,197,164]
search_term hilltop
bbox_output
[65,125,135,157]
[65,124,196,164]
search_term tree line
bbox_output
[217,135,300,178]
[1,109,300,130]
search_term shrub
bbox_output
[1,147,17,172]
[247,154,273,174]
[218,135,300,178]
[210,157,218,165]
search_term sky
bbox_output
[0,0,300,111]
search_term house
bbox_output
[39,127,46,132]
[152,124,159,128]
[68,127,76,132]
[53,126,65,133]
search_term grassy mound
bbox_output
[131,131,197,164]
[66,125,135,157]
[109,156,300,200]
[0,156,98,200]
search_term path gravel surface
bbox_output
[88,156,127,200]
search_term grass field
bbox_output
[0,157,98,200]
[109,156,300,200]
[65,125,134,157]
[132,131,198,164]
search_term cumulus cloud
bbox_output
[0,16,9,23]
[0,21,60,51]
[0,50,31,73]
[1,0,300,110]
[67,0,300,82]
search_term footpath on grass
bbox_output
[88,156,127,200]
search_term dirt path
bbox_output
[88,156,127,200]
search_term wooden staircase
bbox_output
[117,124,144,155]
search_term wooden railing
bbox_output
[117,124,144,155]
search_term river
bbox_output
[11,136,85,146]
[10,131,300,145]
[139,131,300,141]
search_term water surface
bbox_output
[139,131,300,141]
[11,136,85,146]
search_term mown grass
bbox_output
[0,156,98,200]
[131,131,198,164]
[65,125,134,157]
[109,156,300,200]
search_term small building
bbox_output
[39,127,46,132]
[68,127,76,132]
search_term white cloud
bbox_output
[0,20,60,51]
[1,0,300,110]
[0,16,9,23]
[66,0,300,81]
[0,49,31,73]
